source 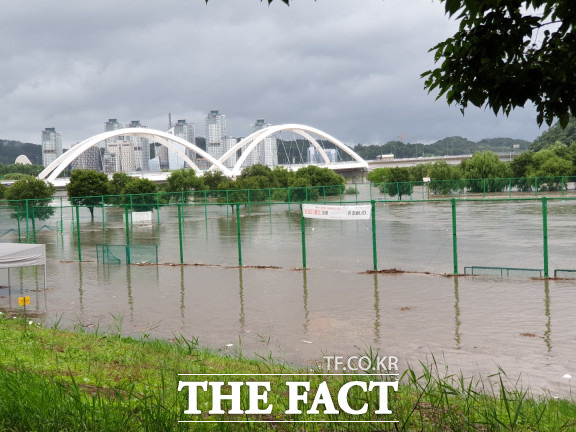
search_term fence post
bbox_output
[562,176,565,197]
[483,178,486,198]
[177,204,184,264]
[451,198,458,275]
[247,190,251,216]
[300,204,307,269]
[156,193,161,225]
[31,206,37,244]
[16,207,21,243]
[236,204,242,267]
[204,190,208,222]
[124,206,131,265]
[542,197,549,278]
[101,195,106,232]
[60,197,64,234]
[76,205,82,262]
[371,200,377,271]
[25,199,30,241]
[268,188,272,217]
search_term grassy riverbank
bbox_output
[0,314,575,431]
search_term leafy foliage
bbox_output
[423,0,576,128]
[368,167,414,199]
[4,178,56,221]
[0,163,43,177]
[353,137,529,160]
[66,170,111,220]
[461,151,510,192]
[164,169,205,203]
[122,178,158,212]
[531,117,576,151]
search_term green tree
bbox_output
[4,178,56,221]
[526,143,574,190]
[423,0,576,128]
[122,178,158,212]
[368,167,413,200]
[2,173,35,181]
[428,161,462,195]
[510,151,535,191]
[461,151,510,193]
[110,172,131,195]
[202,170,229,191]
[165,168,205,202]
[66,170,111,221]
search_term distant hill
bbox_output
[0,140,42,165]
[353,137,531,160]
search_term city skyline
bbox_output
[41,112,287,174]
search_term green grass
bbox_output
[0,314,574,431]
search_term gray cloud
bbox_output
[0,0,542,148]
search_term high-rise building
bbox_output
[41,127,63,167]
[104,119,124,152]
[127,120,150,171]
[106,140,135,172]
[71,144,101,171]
[243,119,277,168]
[170,119,195,170]
[205,110,227,161]
[222,137,238,169]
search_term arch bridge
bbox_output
[38,124,368,183]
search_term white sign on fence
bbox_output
[302,204,372,220]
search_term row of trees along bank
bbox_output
[368,143,576,199]
[63,164,346,220]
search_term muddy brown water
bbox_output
[1,195,576,397]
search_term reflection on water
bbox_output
[1,197,575,396]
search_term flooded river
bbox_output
[1,190,576,397]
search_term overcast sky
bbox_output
[1,0,544,148]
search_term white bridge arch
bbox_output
[38,128,233,182]
[221,123,368,176]
[38,124,368,182]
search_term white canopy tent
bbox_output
[0,243,47,292]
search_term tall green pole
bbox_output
[300,204,307,269]
[76,205,82,262]
[101,195,106,232]
[25,199,30,242]
[451,198,458,275]
[60,197,63,234]
[125,206,131,265]
[247,190,251,216]
[204,190,208,222]
[236,204,242,267]
[16,207,21,243]
[542,197,549,278]
[178,204,184,264]
[31,206,37,244]
[371,200,378,271]
[156,192,160,225]
[129,195,134,228]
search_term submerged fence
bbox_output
[1,180,576,278]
